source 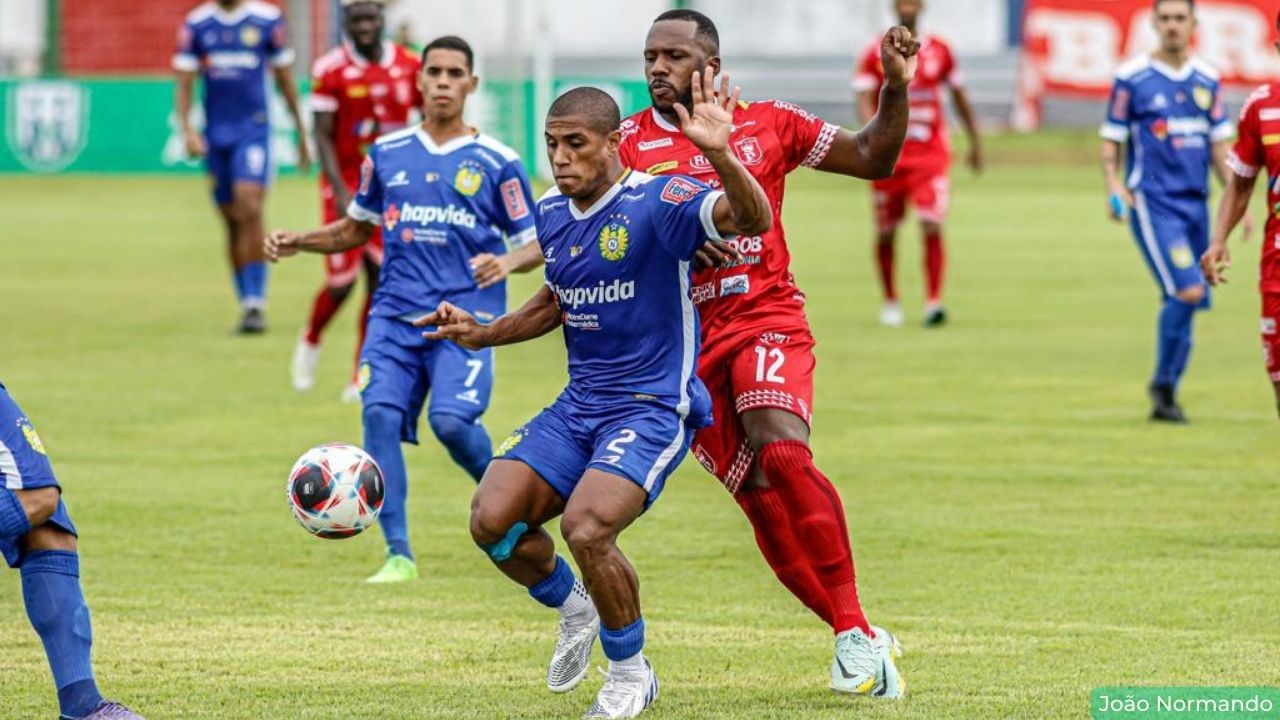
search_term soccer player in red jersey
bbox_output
[292,0,422,400]
[619,9,916,697]
[854,0,982,327]
[1202,22,1280,417]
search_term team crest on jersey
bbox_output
[734,137,764,166]
[5,81,89,172]
[496,429,524,456]
[454,161,484,196]
[598,216,631,261]
[661,177,702,205]
[240,25,261,47]
[1193,86,1213,111]
[357,363,372,392]
[1170,244,1195,269]
[18,418,46,456]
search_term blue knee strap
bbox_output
[480,521,528,562]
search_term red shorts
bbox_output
[322,194,384,288]
[691,327,816,494]
[871,164,951,233]
[1263,292,1280,383]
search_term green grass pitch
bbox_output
[1,133,1277,718]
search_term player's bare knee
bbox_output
[20,524,76,553]
[15,487,60,527]
[741,409,810,452]
[561,510,616,560]
[468,504,505,547]
[1176,284,1205,305]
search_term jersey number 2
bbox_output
[598,429,637,465]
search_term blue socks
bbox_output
[428,413,492,482]
[231,267,247,305]
[363,404,412,560]
[529,556,576,608]
[0,489,32,540]
[242,261,268,307]
[1154,297,1197,388]
[601,617,645,662]
[21,550,102,719]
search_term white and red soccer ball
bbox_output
[286,443,384,539]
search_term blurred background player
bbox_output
[1202,15,1280,418]
[427,81,772,720]
[264,36,542,584]
[618,10,914,698]
[1100,0,1240,423]
[292,0,421,401]
[854,0,982,328]
[0,382,144,720]
[173,0,311,334]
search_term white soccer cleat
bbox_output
[340,382,362,404]
[291,334,320,392]
[871,624,904,660]
[548,613,599,693]
[879,301,904,327]
[830,626,907,699]
[583,658,659,719]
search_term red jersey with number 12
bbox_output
[1227,83,1280,292]
[311,41,421,191]
[619,101,839,344]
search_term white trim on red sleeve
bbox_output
[801,122,839,168]
[1226,150,1260,179]
[309,94,339,112]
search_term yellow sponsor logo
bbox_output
[19,419,46,456]
[1263,134,1280,146]
[347,85,369,99]
[645,160,679,175]
[357,363,372,392]
[496,430,523,456]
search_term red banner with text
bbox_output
[1014,0,1280,128]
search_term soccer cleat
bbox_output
[583,659,658,719]
[548,613,600,692]
[291,334,321,392]
[63,700,146,719]
[830,627,879,695]
[878,301,904,327]
[340,383,362,404]
[1148,383,1188,424]
[869,626,907,699]
[870,624,903,660]
[923,303,947,328]
[365,553,418,584]
[237,307,267,335]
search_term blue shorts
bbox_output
[500,390,693,508]
[359,315,494,444]
[1131,190,1211,306]
[0,384,76,568]
[206,133,271,205]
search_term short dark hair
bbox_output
[1154,0,1194,11]
[422,35,474,71]
[547,87,621,137]
[652,9,720,54]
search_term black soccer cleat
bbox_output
[237,307,267,335]
[1148,383,1187,423]
[923,306,947,328]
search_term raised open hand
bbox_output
[673,67,741,155]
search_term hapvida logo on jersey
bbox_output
[552,280,636,309]
[383,202,477,231]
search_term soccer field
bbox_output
[2,133,1277,719]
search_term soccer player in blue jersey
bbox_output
[174,0,310,334]
[0,383,144,720]
[1100,0,1245,422]
[418,78,774,718]
[264,36,543,584]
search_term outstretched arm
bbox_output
[675,68,772,237]
[274,65,312,172]
[816,27,920,179]
[415,285,562,350]
[951,85,983,174]
[1202,171,1258,286]
[264,218,376,261]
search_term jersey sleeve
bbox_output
[1209,81,1234,143]
[769,101,840,171]
[495,160,539,248]
[1228,92,1264,179]
[172,18,201,72]
[941,41,964,88]
[348,151,383,223]
[1099,75,1133,143]
[617,119,639,169]
[310,60,340,113]
[851,44,882,93]
[266,15,296,68]
[650,176,726,261]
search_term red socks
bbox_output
[757,440,870,635]
[876,239,897,302]
[924,229,945,304]
[735,486,834,626]
[304,287,344,346]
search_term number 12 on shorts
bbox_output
[755,346,785,384]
